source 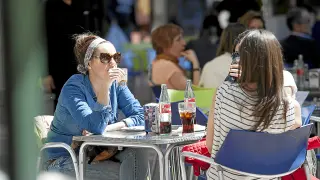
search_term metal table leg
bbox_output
[165,142,200,180]
[79,142,164,180]
[170,149,176,180]
[317,122,320,178]
[165,144,177,180]
[310,116,320,178]
[175,147,182,180]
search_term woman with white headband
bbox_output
[45,33,148,180]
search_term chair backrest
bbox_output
[34,115,54,146]
[147,49,156,66]
[167,88,216,110]
[171,101,208,126]
[301,105,316,125]
[151,85,162,99]
[215,124,313,176]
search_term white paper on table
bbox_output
[172,124,206,134]
[121,126,145,132]
[296,91,309,105]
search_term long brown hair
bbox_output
[238,10,265,29]
[151,24,183,55]
[237,29,288,131]
[216,23,246,56]
[151,24,184,73]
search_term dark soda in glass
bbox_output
[159,121,172,134]
[179,111,195,133]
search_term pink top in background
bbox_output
[151,60,184,89]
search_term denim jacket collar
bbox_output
[83,74,97,100]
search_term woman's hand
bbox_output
[82,130,91,136]
[229,64,242,78]
[181,50,199,68]
[105,122,127,132]
[108,68,126,84]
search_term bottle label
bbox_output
[160,103,171,113]
[297,69,304,76]
[185,98,196,103]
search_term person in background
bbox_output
[238,10,265,29]
[43,0,103,108]
[281,7,320,68]
[45,33,149,180]
[199,23,246,89]
[149,24,200,90]
[235,11,296,99]
[185,14,219,69]
[106,0,136,39]
[206,30,302,179]
[135,0,151,42]
[214,0,261,35]
[311,8,320,53]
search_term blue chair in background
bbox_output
[147,49,156,66]
[301,105,316,125]
[151,86,161,100]
[180,124,313,180]
[146,48,192,71]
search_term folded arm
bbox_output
[62,84,113,135]
[117,85,144,127]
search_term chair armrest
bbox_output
[180,152,301,179]
[310,116,320,123]
[38,142,79,180]
[180,152,217,180]
[180,152,216,165]
[40,142,74,153]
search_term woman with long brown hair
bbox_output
[149,24,201,90]
[206,29,302,179]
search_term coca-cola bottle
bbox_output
[184,79,195,103]
[158,84,172,134]
[184,79,196,124]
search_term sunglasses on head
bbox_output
[95,52,121,64]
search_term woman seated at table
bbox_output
[199,23,246,89]
[202,23,298,99]
[45,33,148,180]
[206,29,302,180]
[149,24,201,90]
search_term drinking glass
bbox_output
[109,68,128,85]
[178,102,196,133]
[119,68,128,86]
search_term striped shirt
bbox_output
[207,81,295,180]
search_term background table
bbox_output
[73,126,206,180]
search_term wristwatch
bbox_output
[193,68,201,72]
[122,119,129,127]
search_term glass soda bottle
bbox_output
[184,79,196,124]
[184,79,195,103]
[158,84,172,134]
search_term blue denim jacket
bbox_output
[46,74,144,159]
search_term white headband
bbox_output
[77,37,107,74]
